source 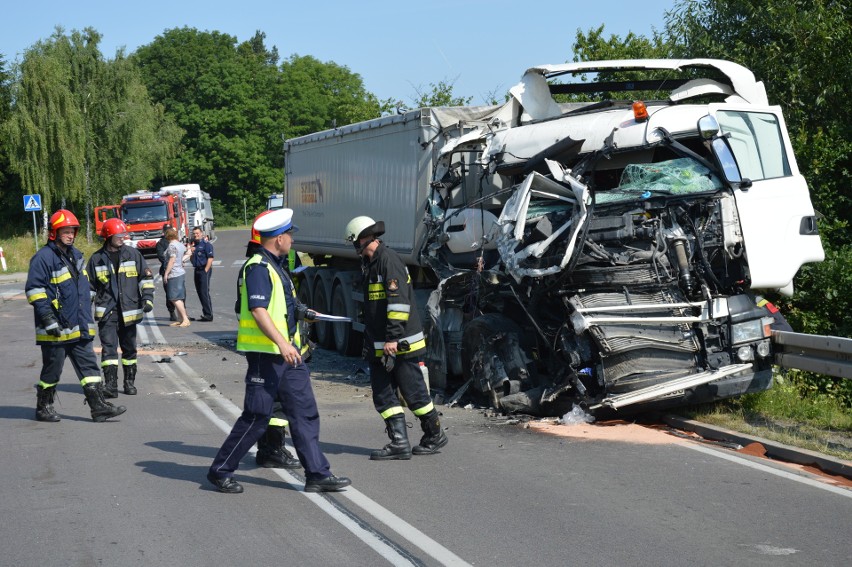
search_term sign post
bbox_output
[24,194,42,252]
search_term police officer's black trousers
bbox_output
[98,312,137,366]
[194,268,213,319]
[38,340,102,388]
[209,352,330,480]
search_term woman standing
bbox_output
[162,228,191,327]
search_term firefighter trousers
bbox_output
[98,312,137,366]
[369,354,432,417]
[38,340,102,388]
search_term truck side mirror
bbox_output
[699,114,746,186]
[697,115,720,140]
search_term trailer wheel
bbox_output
[331,279,362,356]
[296,273,316,342]
[312,275,334,348]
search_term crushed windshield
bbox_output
[597,158,723,205]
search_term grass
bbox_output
[676,373,852,461]
[0,233,103,274]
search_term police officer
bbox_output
[345,216,448,460]
[26,209,127,423]
[208,209,350,493]
[190,226,214,321]
[87,218,156,397]
[241,211,298,470]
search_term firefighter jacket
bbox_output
[25,240,97,345]
[362,241,426,358]
[87,245,155,325]
[236,252,305,355]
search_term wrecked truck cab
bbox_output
[421,60,824,417]
[282,59,823,419]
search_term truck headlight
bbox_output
[736,345,754,362]
[731,319,764,344]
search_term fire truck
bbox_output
[94,190,190,254]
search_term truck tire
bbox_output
[312,274,334,348]
[296,273,316,342]
[331,277,362,356]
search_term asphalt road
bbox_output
[1,229,850,566]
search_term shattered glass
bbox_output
[597,158,723,205]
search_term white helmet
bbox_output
[344,216,384,242]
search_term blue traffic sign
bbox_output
[24,194,42,212]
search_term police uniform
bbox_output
[87,235,155,396]
[26,210,126,423]
[190,234,214,320]
[208,209,350,494]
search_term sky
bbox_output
[2,0,676,105]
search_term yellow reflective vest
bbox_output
[236,255,302,354]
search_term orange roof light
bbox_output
[633,101,649,122]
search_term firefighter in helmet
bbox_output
[345,215,448,460]
[25,209,127,422]
[87,218,156,397]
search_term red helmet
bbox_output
[101,218,129,239]
[250,210,275,245]
[48,209,80,241]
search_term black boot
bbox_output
[123,364,138,395]
[413,410,448,455]
[35,385,61,422]
[83,383,127,422]
[370,414,412,460]
[102,365,119,399]
[256,425,300,469]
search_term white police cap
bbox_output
[254,208,299,237]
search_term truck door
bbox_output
[94,205,120,236]
[710,104,824,293]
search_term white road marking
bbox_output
[681,441,852,498]
[155,351,471,566]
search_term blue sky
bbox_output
[3,0,675,105]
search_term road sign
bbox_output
[23,194,42,212]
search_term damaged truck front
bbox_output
[285,59,824,417]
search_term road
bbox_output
[0,229,850,566]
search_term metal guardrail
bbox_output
[772,331,852,379]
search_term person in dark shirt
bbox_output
[189,226,214,321]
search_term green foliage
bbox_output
[279,54,382,138]
[2,27,182,240]
[409,78,473,108]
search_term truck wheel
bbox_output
[312,276,333,348]
[296,274,316,342]
[331,279,361,356]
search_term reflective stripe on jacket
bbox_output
[363,242,426,358]
[87,246,155,325]
[236,255,302,354]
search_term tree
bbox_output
[410,78,473,108]
[3,28,182,238]
[135,28,289,216]
[278,54,382,138]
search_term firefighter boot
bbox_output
[413,410,448,455]
[370,414,412,460]
[102,365,119,399]
[83,383,127,422]
[35,385,61,422]
[123,364,138,395]
[256,425,300,469]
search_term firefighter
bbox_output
[345,216,448,460]
[87,218,156,397]
[208,208,350,493]
[25,209,127,423]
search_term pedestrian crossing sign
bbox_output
[24,194,42,212]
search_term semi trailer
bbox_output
[283,59,824,417]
